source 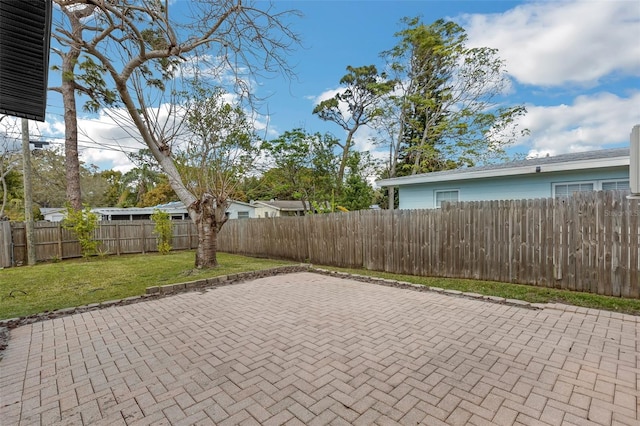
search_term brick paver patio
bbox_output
[1,272,638,425]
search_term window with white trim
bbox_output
[553,182,594,198]
[601,180,630,191]
[553,179,631,198]
[237,211,250,219]
[435,190,459,208]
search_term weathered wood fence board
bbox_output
[1,192,638,298]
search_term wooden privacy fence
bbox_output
[1,191,638,298]
[217,191,640,298]
[6,220,198,266]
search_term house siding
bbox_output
[220,202,256,219]
[254,206,280,218]
[398,167,629,209]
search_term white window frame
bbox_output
[601,179,630,191]
[434,189,459,208]
[553,179,631,198]
[237,211,250,219]
[553,181,595,198]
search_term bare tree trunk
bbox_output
[338,129,356,183]
[54,4,96,211]
[194,213,219,268]
[388,135,398,210]
[0,172,7,218]
[0,163,13,218]
[1,116,19,218]
[62,75,82,210]
[190,194,228,268]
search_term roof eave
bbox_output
[253,201,281,210]
[377,156,630,187]
[0,0,53,122]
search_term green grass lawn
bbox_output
[321,266,640,316]
[2,252,639,320]
[0,251,294,320]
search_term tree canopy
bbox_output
[384,18,527,172]
[374,17,527,207]
[178,84,260,267]
[313,65,394,183]
[261,129,340,211]
[11,7,528,258]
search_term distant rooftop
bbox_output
[254,200,312,211]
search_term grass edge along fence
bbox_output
[3,191,638,299]
[217,191,639,298]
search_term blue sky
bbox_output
[264,0,640,159]
[3,0,639,173]
[267,0,531,130]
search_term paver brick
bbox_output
[329,401,360,423]
[352,408,382,426]
[446,406,473,426]
[493,405,519,426]
[261,409,294,426]
[1,272,638,425]
[539,403,565,426]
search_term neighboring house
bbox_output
[252,200,314,217]
[151,201,256,220]
[41,200,255,222]
[40,208,67,222]
[376,148,631,210]
[225,200,256,219]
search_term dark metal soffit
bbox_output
[0,0,52,122]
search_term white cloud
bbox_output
[76,109,148,171]
[460,0,640,86]
[516,91,640,155]
[308,88,342,109]
[251,111,279,140]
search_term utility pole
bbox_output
[21,118,36,265]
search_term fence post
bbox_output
[115,223,120,255]
[57,223,63,259]
[141,221,146,254]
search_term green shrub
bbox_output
[62,205,99,258]
[151,209,172,255]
